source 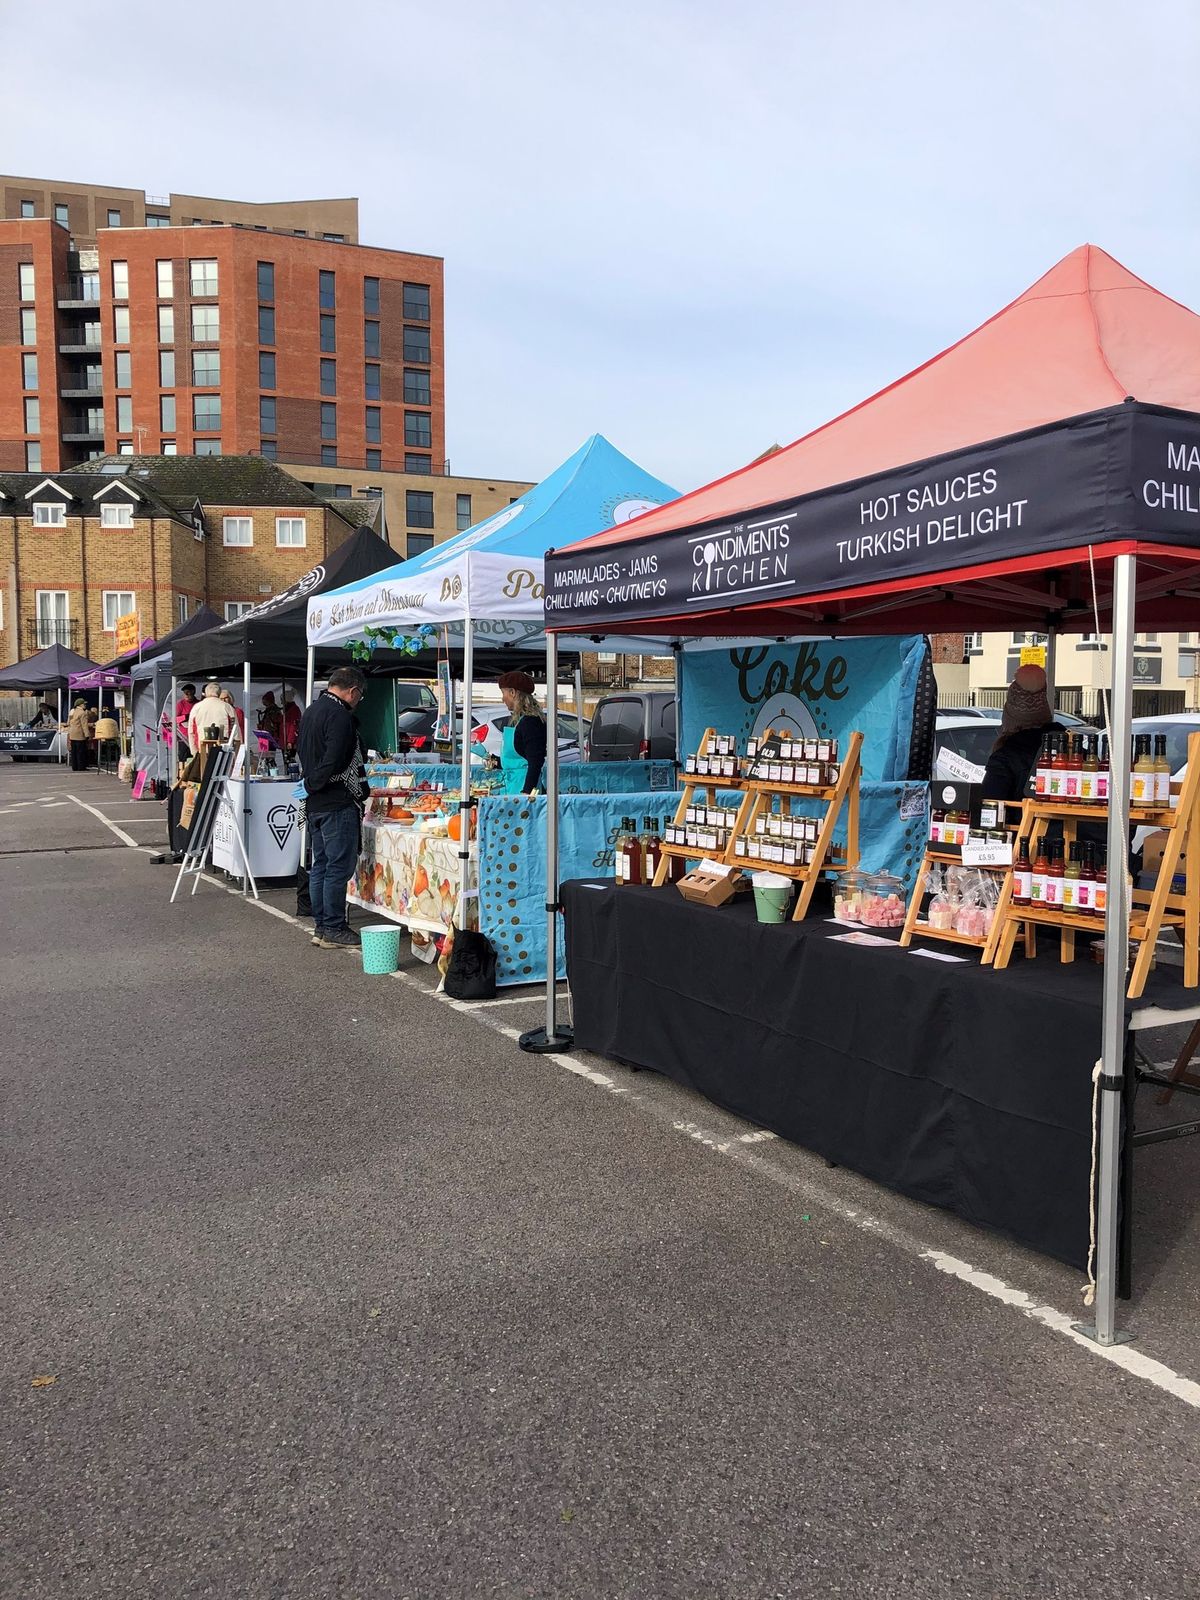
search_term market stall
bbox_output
[542,244,1200,1343]
[0,643,101,763]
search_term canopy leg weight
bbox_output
[519,1025,575,1054]
[1072,1322,1135,1347]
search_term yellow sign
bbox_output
[115,610,140,654]
[1020,645,1046,669]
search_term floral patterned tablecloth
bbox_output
[348,820,476,933]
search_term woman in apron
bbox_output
[496,670,547,794]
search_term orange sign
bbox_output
[115,610,140,654]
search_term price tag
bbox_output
[935,746,987,783]
[961,835,1013,867]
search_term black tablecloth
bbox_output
[562,881,1156,1270]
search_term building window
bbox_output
[22,353,37,390]
[276,516,306,548]
[258,305,275,345]
[191,305,219,341]
[146,214,170,227]
[320,358,337,396]
[100,502,135,528]
[162,441,177,455]
[192,349,221,385]
[403,282,430,321]
[260,396,276,434]
[404,411,432,448]
[35,591,69,646]
[157,260,173,297]
[366,449,382,470]
[118,441,133,454]
[194,439,222,456]
[320,402,337,440]
[111,260,129,299]
[115,350,132,387]
[405,452,431,473]
[113,305,130,342]
[24,397,39,433]
[18,262,34,300]
[33,501,66,527]
[363,277,380,315]
[20,308,36,344]
[84,404,105,434]
[178,595,188,625]
[365,363,381,400]
[319,269,336,309]
[406,490,434,529]
[259,351,276,389]
[194,393,222,431]
[108,208,122,227]
[102,591,136,631]
[320,313,336,352]
[158,304,174,342]
[403,325,431,363]
[403,368,430,405]
[115,396,132,432]
[54,203,68,226]
[321,445,337,466]
[322,233,345,243]
[456,493,472,531]
[25,441,41,471]
[365,406,381,444]
[259,440,277,460]
[332,483,352,497]
[257,260,275,301]
[189,258,218,295]
[363,319,381,358]
[224,601,253,621]
[406,533,434,557]
[160,394,176,431]
[159,349,175,386]
[20,199,34,218]
[223,516,252,546]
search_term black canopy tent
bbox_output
[0,644,102,761]
[538,246,1200,1347]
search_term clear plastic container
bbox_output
[858,870,906,929]
[832,869,867,924]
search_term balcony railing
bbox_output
[61,426,106,443]
[258,449,452,476]
[60,378,105,398]
[57,277,101,306]
[59,328,103,353]
[24,618,81,653]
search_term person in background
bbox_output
[981,665,1063,801]
[282,688,301,755]
[496,669,547,794]
[298,666,369,950]
[67,698,92,771]
[174,683,197,761]
[187,682,234,753]
[258,691,285,748]
[30,701,58,728]
[218,688,245,742]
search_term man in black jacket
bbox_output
[298,666,369,949]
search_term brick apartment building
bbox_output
[0,174,444,486]
[0,454,378,667]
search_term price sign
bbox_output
[935,746,987,783]
[961,834,1013,868]
[115,609,140,654]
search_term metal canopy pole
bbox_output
[242,660,252,897]
[56,686,64,763]
[454,611,474,930]
[521,628,573,1054]
[1044,626,1057,711]
[1080,552,1136,1346]
[573,661,585,758]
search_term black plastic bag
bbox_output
[296,864,312,917]
[444,928,497,1000]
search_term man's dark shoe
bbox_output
[317,926,361,949]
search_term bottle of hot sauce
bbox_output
[641,816,662,882]
[1044,839,1065,909]
[1154,734,1172,806]
[1092,846,1108,917]
[1063,734,1082,801]
[1048,736,1066,799]
[1031,837,1050,905]
[1131,735,1155,805]
[1080,735,1098,803]
[1035,734,1054,798]
[1062,842,1082,912]
[1012,838,1032,905]
[1077,843,1095,914]
[616,818,643,886]
[1096,735,1111,804]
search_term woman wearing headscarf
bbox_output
[495,670,547,795]
[981,664,1062,801]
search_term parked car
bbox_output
[394,704,589,766]
[586,691,677,762]
[943,706,1089,725]
[395,682,438,711]
[933,709,1089,780]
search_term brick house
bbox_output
[0,454,378,666]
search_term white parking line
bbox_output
[65,794,140,847]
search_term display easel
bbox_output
[900,805,1020,961]
[991,734,1200,998]
[170,741,258,904]
[732,729,863,921]
[652,727,752,884]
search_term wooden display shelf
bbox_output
[653,727,754,887]
[990,735,1200,997]
[899,845,1012,960]
[906,922,998,948]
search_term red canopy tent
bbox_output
[537,245,1200,1346]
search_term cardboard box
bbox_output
[677,867,741,907]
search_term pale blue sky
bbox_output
[3,0,1197,493]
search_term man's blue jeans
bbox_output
[308,807,361,932]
